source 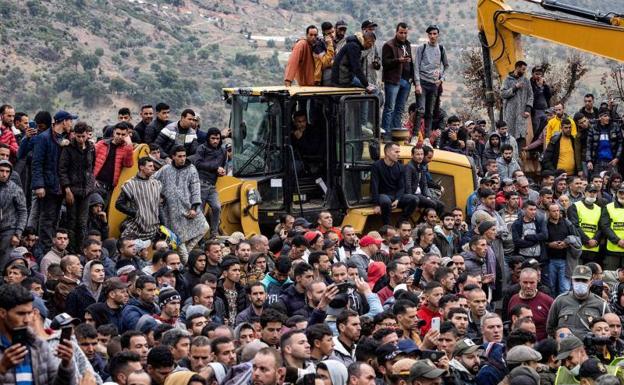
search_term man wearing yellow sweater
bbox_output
[544,103,577,148]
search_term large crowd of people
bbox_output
[1,17,624,385]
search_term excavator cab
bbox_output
[222,86,380,235]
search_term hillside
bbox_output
[1,0,622,129]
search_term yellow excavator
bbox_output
[478,0,624,109]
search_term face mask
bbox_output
[585,197,596,204]
[618,197,624,205]
[573,282,589,297]
[570,364,580,376]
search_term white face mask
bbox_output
[573,282,589,297]
[570,364,580,376]
[618,197,624,205]
[585,197,596,204]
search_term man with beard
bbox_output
[235,282,267,325]
[121,275,159,332]
[586,108,622,178]
[281,329,314,380]
[496,144,521,180]
[331,309,361,367]
[542,118,581,175]
[133,104,153,143]
[115,157,162,241]
[155,145,208,261]
[508,268,553,341]
[309,251,332,284]
[448,308,469,338]
[546,265,611,337]
[252,347,286,385]
[433,212,460,258]
[450,338,481,385]
[338,225,358,261]
[235,240,252,285]
[417,282,444,335]
[501,61,533,145]
[191,127,226,238]
[465,288,489,341]
[87,278,129,331]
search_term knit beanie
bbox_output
[158,287,181,308]
[478,220,496,235]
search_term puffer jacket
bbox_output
[59,139,96,197]
[120,297,159,333]
[0,162,27,235]
[277,284,306,317]
[155,121,198,157]
[191,142,226,185]
[31,128,65,194]
[93,139,133,187]
[0,331,75,385]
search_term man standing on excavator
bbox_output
[501,61,533,149]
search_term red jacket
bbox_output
[94,140,133,187]
[417,305,442,336]
[0,125,18,157]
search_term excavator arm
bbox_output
[478,0,624,106]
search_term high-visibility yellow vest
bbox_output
[574,200,600,252]
[606,202,624,252]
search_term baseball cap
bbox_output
[556,335,583,360]
[376,343,400,364]
[9,246,33,260]
[391,358,418,376]
[521,258,541,270]
[227,231,246,246]
[293,217,312,228]
[304,231,323,244]
[335,20,347,29]
[361,20,378,29]
[598,108,610,117]
[453,338,481,356]
[103,277,130,296]
[479,177,493,185]
[408,360,445,381]
[501,178,514,187]
[586,184,598,193]
[359,235,382,247]
[134,239,151,253]
[579,358,608,380]
[51,313,81,330]
[506,345,542,365]
[464,120,475,127]
[572,265,592,280]
[397,339,420,355]
[53,110,78,123]
[153,266,175,279]
[440,257,453,268]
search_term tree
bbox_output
[601,63,624,102]
[538,54,587,105]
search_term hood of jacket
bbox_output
[164,371,196,385]
[321,360,348,385]
[82,260,103,301]
[88,192,105,208]
[349,33,364,47]
[85,302,109,326]
[509,366,540,385]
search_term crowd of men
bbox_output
[1,16,624,385]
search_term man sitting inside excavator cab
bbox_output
[291,110,324,175]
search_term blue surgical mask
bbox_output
[573,282,589,297]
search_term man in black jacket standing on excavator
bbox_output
[191,127,226,238]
